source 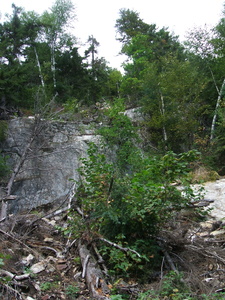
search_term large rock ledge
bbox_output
[1,117,100,213]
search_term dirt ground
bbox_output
[1,204,225,299]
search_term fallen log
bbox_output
[78,240,110,299]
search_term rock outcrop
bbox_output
[1,117,100,213]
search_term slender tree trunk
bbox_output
[51,42,57,89]
[210,78,225,142]
[34,46,45,89]
[159,90,168,143]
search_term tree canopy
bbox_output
[1,2,225,163]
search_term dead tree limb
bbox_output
[0,201,7,222]
[0,283,23,300]
[0,269,30,280]
[78,240,110,299]
[82,253,90,278]
[98,237,141,258]
[158,240,178,274]
[30,182,77,227]
[92,242,108,274]
[186,244,225,265]
[0,228,41,259]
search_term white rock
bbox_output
[21,254,35,266]
[199,220,214,230]
[30,261,46,274]
[44,237,54,242]
[194,179,225,220]
[210,229,225,237]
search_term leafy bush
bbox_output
[63,98,79,113]
[137,271,225,299]
[40,281,59,291]
[137,271,192,299]
[68,142,202,277]
[67,97,204,278]
[97,98,142,173]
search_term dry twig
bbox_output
[98,237,141,258]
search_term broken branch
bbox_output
[98,237,141,258]
[78,240,110,299]
[0,269,30,280]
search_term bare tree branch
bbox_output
[98,237,141,258]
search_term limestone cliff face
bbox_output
[2,117,100,213]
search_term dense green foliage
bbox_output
[2,2,225,163]
[97,98,141,171]
[114,7,225,162]
[70,142,202,277]
[66,102,203,280]
[0,1,120,110]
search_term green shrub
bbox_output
[40,281,59,291]
[68,142,203,278]
[63,98,79,113]
[65,284,80,298]
[137,271,225,299]
[97,98,142,173]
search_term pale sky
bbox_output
[1,0,224,70]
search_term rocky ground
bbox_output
[196,178,225,220]
[1,179,225,299]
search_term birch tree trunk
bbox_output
[51,42,57,89]
[210,78,225,142]
[159,90,168,144]
[34,46,45,90]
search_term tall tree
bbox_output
[115,8,153,46]
[0,4,32,108]
[21,10,46,91]
[84,36,111,103]
[141,55,207,152]
[0,4,24,65]
[40,0,76,91]
[116,9,183,100]
[56,46,90,102]
[185,26,223,142]
[85,35,100,70]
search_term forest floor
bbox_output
[1,180,225,299]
